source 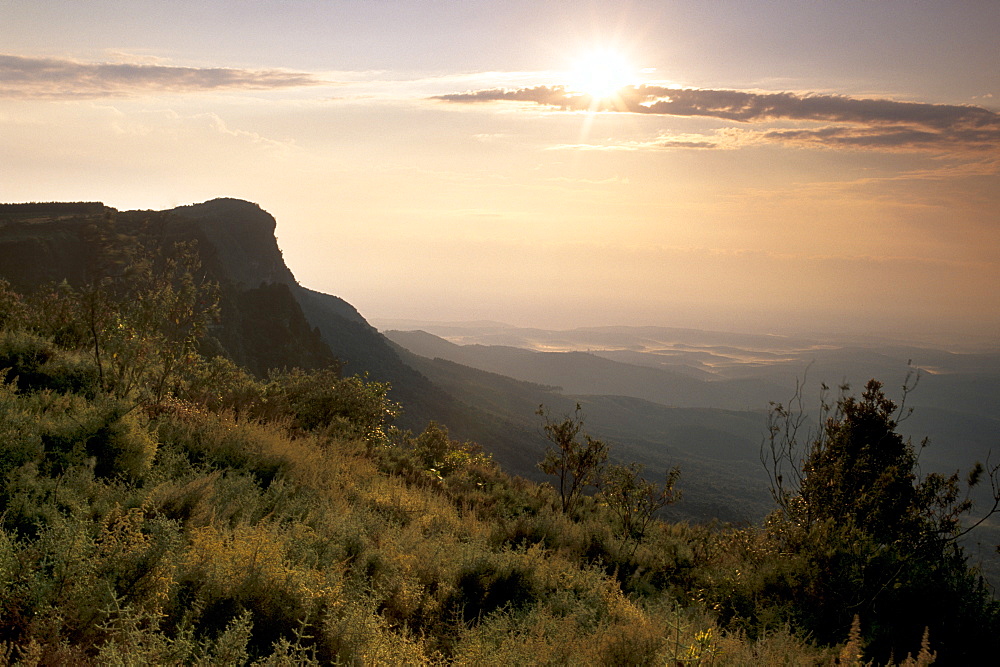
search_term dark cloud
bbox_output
[435,85,576,107]
[0,54,323,98]
[652,138,718,149]
[762,126,941,149]
[434,85,1000,152]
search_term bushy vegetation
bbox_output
[0,245,997,664]
[759,379,1000,662]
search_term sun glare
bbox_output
[568,48,634,100]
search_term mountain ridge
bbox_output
[0,198,555,474]
[6,198,997,531]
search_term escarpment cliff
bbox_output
[0,198,543,469]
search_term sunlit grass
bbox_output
[0,279,991,663]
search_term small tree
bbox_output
[537,403,608,515]
[765,378,1000,547]
[98,241,220,402]
[600,462,680,556]
[762,378,1000,662]
[22,240,220,403]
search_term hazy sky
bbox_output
[2,1,999,345]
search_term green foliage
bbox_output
[267,367,399,445]
[0,374,44,477]
[0,280,27,331]
[86,240,220,402]
[16,280,91,349]
[398,421,495,488]
[798,380,922,537]
[0,329,98,395]
[601,462,681,556]
[0,330,53,392]
[537,403,609,515]
[0,270,994,663]
[176,354,266,417]
[1,239,219,405]
[761,378,1000,662]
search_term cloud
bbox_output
[0,54,323,98]
[551,129,760,152]
[435,85,576,107]
[106,108,296,153]
[550,137,718,151]
[434,85,1000,153]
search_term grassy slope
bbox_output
[0,327,842,665]
[1,203,995,662]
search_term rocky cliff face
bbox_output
[0,198,405,375]
[167,199,369,327]
[0,204,108,291]
[0,198,545,469]
[0,199,334,375]
[168,198,296,289]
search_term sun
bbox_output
[567,48,634,100]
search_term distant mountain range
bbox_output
[3,199,997,531]
[381,322,1000,536]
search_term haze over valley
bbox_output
[380,320,1000,507]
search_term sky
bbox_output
[2,1,999,346]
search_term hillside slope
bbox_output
[0,199,553,473]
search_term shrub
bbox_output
[173,522,332,657]
[600,461,680,556]
[176,355,266,418]
[0,330,57,393]
[269,368,399,445]
[154,408,293,487]
[0,376,43,477]
[0,279,27,331]
[86,408,158,481]
[32,394,157,481]
[762,379,1000,661]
